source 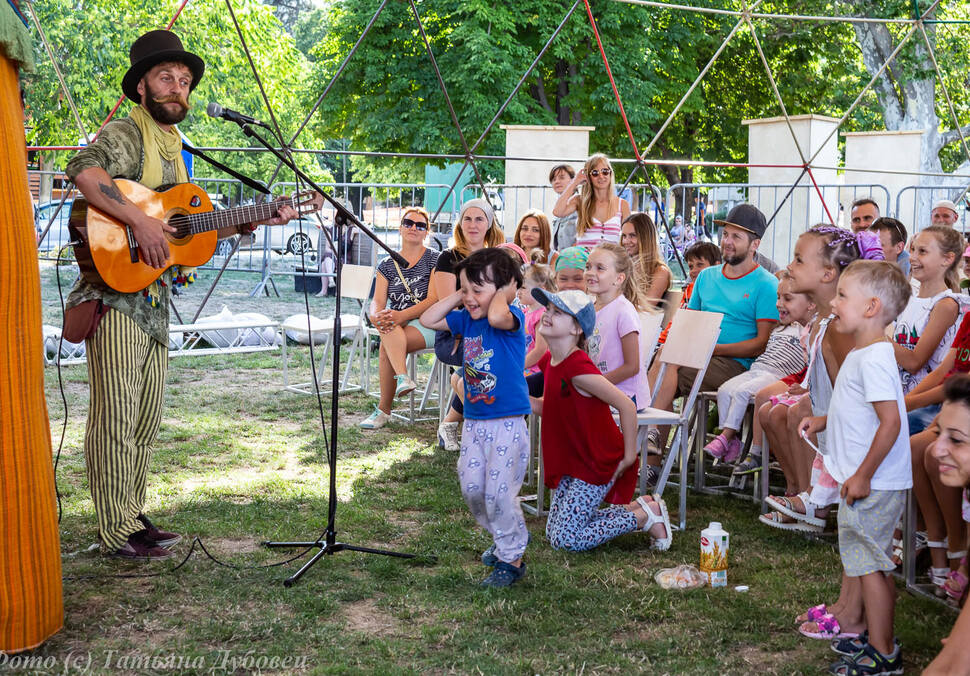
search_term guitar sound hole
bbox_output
[169,213,191,239]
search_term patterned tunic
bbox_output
[65,117,182,345]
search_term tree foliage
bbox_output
[25,0,327,184]
[300,0,873,187]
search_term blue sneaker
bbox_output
[480,561,526,588]
[481,533,531,567]
[481,544,498,567]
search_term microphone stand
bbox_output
[234,122,423,586]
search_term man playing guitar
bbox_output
[64,30,307,560]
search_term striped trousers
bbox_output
[84,310,167,551]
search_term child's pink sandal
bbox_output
[704,433,729,459]
[795,603,827,624]
[797,613,858,640]
[944,556,969,604]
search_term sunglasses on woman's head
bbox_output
[401,218,429,231]
[589,168,612,177]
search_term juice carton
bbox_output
[700,521,729,587]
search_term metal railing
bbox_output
[665,182,891,270]
[895,184,970,237]
[38,168,970,282]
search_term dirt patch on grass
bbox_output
[736,643,814,673]
[385,509,424,539]
[204,537,262,554]
[345,597,402,636]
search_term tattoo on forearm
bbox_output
[98,181,126,206]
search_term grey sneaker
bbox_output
[359,408,391,429]
[437,421,461,451]
[645,429,663,455]
[733,453,762,475]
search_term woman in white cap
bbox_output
[431,198,505,450]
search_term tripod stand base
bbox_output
[263,538,420,587]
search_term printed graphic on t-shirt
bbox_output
[894,324,918,348]
[587,325,605,372]
[463,335,497,404]
[388,275,426,308]
[894,321,924,393]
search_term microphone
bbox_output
[206,102,267,128]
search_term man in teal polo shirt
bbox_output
[644,204,779,479]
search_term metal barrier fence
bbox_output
[666,183,892,271]
[35,167,970,284]
[895,184,970,238]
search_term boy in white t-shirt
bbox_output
[797,260,912,675]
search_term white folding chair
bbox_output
[386,349,447,423]
[661,288,684,328]
[634,308,722,530]
[282,264,374,395]
[638,309,664,383]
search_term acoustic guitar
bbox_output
[69,179,321,293]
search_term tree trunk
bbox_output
[848,6,970,181]
[554,59,571,125]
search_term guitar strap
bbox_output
[181,143,271,195]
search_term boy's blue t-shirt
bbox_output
[687,263,779,368]
[446,304,531,420]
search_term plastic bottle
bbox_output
[700,521,729,587]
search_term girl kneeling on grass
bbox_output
[421,248,532,588]
[532,289,672,552]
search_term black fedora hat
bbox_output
[121,30,205,103]
[714,203,768,239]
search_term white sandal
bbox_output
[926,537,950,589]
[636,495,673,551]
[934,548,968,597]
[765,491,826,528]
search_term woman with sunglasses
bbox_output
[359,207,440,429]
[552,153,630,250]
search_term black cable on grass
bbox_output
[62,536,315,580]
[53,248,70,524]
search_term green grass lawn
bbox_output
[36,348,956,675]
[34,265,957,673]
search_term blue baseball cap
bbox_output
[531,288,596,338]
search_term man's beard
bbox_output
[722,248,748,266]
[142,82,189,125]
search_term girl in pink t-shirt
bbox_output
[585,243,651,409]
[517,264,556,376]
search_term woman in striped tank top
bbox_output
[553,153,630,249]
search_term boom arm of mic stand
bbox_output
[238,124,410,268]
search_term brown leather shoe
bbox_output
[109,531,175,561]
[137,513,182,548]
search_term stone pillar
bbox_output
[500,124,594,238]
[742,114,840,265]
[843,130,923,231]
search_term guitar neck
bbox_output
[185,198,297,234]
